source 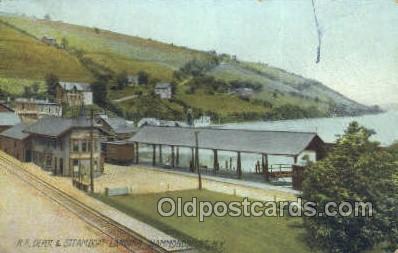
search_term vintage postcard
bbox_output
[0,1,397,252]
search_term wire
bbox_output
[311,0,322,64]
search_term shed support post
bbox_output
[171,145,175,168]
[190,148,195,172]
[176,147,180,167]
[152,144,156,166]
[132,143,135,163]
[213,149,219,173]
[159,145,163,164]
[135,143,139,164]
[195,145,200,176]
[262,154,269,181]
[237,152,242,179]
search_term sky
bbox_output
[0,0,397,105]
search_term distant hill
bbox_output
[380,103,398,111]
[0,14,376,122]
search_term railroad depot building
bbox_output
[21,117,104,176]
[0,123,31,162]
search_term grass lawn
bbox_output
[92,189,311,253]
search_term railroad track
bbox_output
[0,154,169,253]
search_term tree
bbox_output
[116,71,128,90]
[45,73,59,98]
[92,75,108,107]
[137,71,149,85]
[23,86,33,97]
[302,122,398,253]
[61,37,69,49]
[32,82,40,94]
[44,14,51,20]
[186,108,193,126]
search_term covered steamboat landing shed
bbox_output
[127,126,326,186]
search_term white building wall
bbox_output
[83,92,93,105]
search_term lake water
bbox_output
[220,110,398,146]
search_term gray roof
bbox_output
[59,82,91,91]
[0,123,30,140]
[128,126,323,156]
[0,102,14,112]
[99,115,137,134]
[155,82,171,89]
[24,117,93,137]
[0,112,20,126]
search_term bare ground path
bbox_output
[112,95,137,103]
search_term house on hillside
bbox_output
[194,115,211,127]
[0,123,32,162]
[138,118,160,127]
[137,118,186,128]
[56,82,93,106]
[234,87,254,99]
[14,98,62,122]
[0,112,21,133]
[127,75,139,86]
[154,82,172,99]
[41,36,57,46]
[23,117,104,177]
[96,115,137,140]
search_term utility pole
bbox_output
[195,131,202,190]
[90,108,94,193]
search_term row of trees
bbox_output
[185,75,262,95]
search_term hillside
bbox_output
[0,14,375,122]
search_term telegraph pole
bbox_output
[195,131,202,190]
[90,108,94,192]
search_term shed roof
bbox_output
[128,126,323,156]
[0,123,30,140]
[58,82,91,91]
[24,117,94,137]
[0,112,20,126]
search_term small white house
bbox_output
[56,82,93,106]
[138,118,160,127]
[127,75,138,86]
[154,82,172,99]
[194,115,211,127]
